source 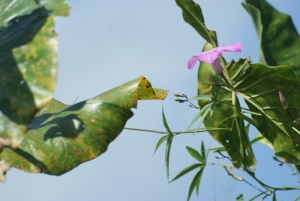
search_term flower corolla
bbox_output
[187,42,242,74]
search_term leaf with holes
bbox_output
[0,76,168,176]
[203,85,256,169]
[243,0,300,76]
[227,58,300,165]
[0,0,69,147]
[195,42,256,169]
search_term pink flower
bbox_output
[187,42,242,74]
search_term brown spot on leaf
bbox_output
[146,82,152,88]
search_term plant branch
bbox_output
[124,127,231,135]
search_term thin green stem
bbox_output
[206,162,264,193]
[294,194,300,201]
[219,56,232,86]
[124,127,231,135]
[245,168,300,191]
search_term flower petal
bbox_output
[187,42,242,71]
[196,49,220,64]
[211,58,223,74]
[193,42,243,64]
[187,56,198,69]
[216,42,242,53]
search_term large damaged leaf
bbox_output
[197,44,255,169]
[227,58,300,164]
[0,76,168,175]
[243,0,300,76]
[203,86,256,169]
[0,0,69,147]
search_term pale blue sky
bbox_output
[1,1,300,200]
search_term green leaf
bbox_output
[170,163,203,183]
[175,0,216,46]
[236,194,244,201]
[203,86,256,169]
[201,141,206,161]
[294,194,300,201]
[162,108,173,179]
[152,135,167,155]
[273,191,277,201]
[249,192,264,201]
[0,0,69,147]
[162,107,172,135]
[228,59,300,164]
[186,146,204,163]
[188,95,212,101]
[210,146,226,152]
[165,133,173,180]
[250,135,265,145]
[197,103,212,129]
[187,168,204,201]
[195,45,256,169]
[186,102,213,130]
[243,0,300,76]
[197,43,224,107]
[0,0,69,28]
[0,76,168,175]
[256,133,274,150]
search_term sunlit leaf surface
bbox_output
[0,76,168,175]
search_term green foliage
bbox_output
[0,0,299,200]
[170,141,207,201]
[170,0,300,199]
[242,0,300,76]
[0,76,168,175]
[228,61,300,164]
[236,194,244,201]
[196,43,223,107]
[185,102,213,130]
[175,0,217,46]
[0,0,69,148]
[162,108,174,179]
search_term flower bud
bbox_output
[279,91,288,110]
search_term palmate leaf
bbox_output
[171,142,207,201]
[170,163,203,183]
[0,0,69,147]
[0,76,168,176]
[243,0,300,76]
[187,167,204,201]
[227,58,300,165]
[186,146,204,163]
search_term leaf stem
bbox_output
[205,162,264,193]
[124,127,231,135]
